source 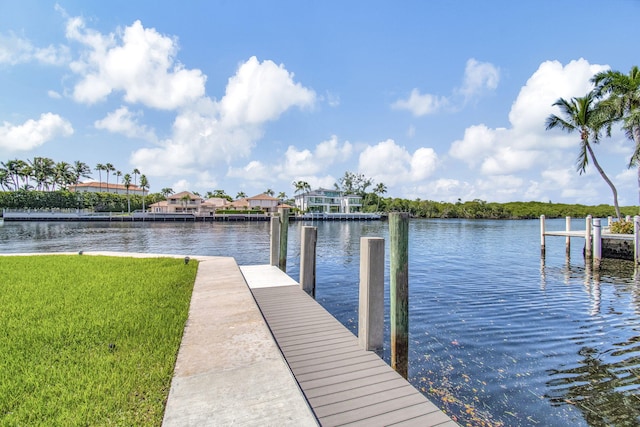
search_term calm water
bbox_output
[1,218,639,427]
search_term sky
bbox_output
[1,0,639,204]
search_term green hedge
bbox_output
[0,190,164,212]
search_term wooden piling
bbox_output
[278,208,289,272]
[389,212,409,379]
[593,218,602,270]
[585,215,592,260]
[565,216,571,257]
[540,215,546,257]
[270,216,280,266]
[358,237,384,352]
[634,216,640,265]
[300,226,317,298]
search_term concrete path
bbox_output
[161,256,318,426]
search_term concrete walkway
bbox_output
[161,256,318,426]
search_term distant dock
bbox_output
[540,215,640,266]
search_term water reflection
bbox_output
[546,342,640,427]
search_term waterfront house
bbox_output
[149,191,205,214]
[71,181,145,196]
[294,188,362,213]
[149,192,280,216]
[246,193,280,213]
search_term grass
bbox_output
[0,255,198,426]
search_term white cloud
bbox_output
[359,139,438,186]
[47,90,62,99]
[67,18,206,109]
[131,56,316,178]
[94,106,157,141]
[391,88,448,116]
[227,160,270,181]
[220,56,316,126]
[449,59,611,178]
[279,135,352,177]
[0,32,70,65]
[392,58,499,116]
[171,179,190,193]
[0,113,73,151]
[456,58,500,101]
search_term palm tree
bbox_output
[277,191,287,202]
[180,193,191,212]
[265,188,275,197]
[53,161,72,190]
[373,182,387,211]
[95,163,105,191]
[545,92,622,220]
[0,167,9,191]
[29,157,54,191]
[592,66,640,203]
[160,187,174,197]
[140,174,149,213]
[72,161,92,192]
[104,163,115,192]
[235,191,247,199]
[114,170,122,188]
[15,159,30,190]
[292,180,311,195]
[123,173,132,214]
[132,168,140,187]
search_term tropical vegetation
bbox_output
[545,65,640,221]
[0,255,198,426]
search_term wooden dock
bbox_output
[242,265,458,427]
[540,215,640,265]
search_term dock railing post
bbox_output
[390,212,409,379]
[585,215,592,260]
[540,215,546,257]
[634,216,640,265]
[565,216,571,257]
[593,218,602,270]
[270,216,280,266]
[278,208,289,272]
[300,226,317,298]
[358,237,384,352]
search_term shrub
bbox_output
[610,220,634,234]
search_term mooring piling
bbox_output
[565,216,571,257]
[593,218,602,269]
[389,212,409,379]
[540,215,546,257]
[300,226,317,298]
[585,215,592,259]
[634,216,640,265]
[278,208,289,272]
[358,237,384,352]
[270,216,280,266]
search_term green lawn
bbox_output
[0,255,198,426]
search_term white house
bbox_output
[294,188,362,213]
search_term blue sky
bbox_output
[1,0,639,203]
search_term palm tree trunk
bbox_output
[586,142,622,220]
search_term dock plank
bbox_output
[243,267,459,427]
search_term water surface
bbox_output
[1,218,638,426]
